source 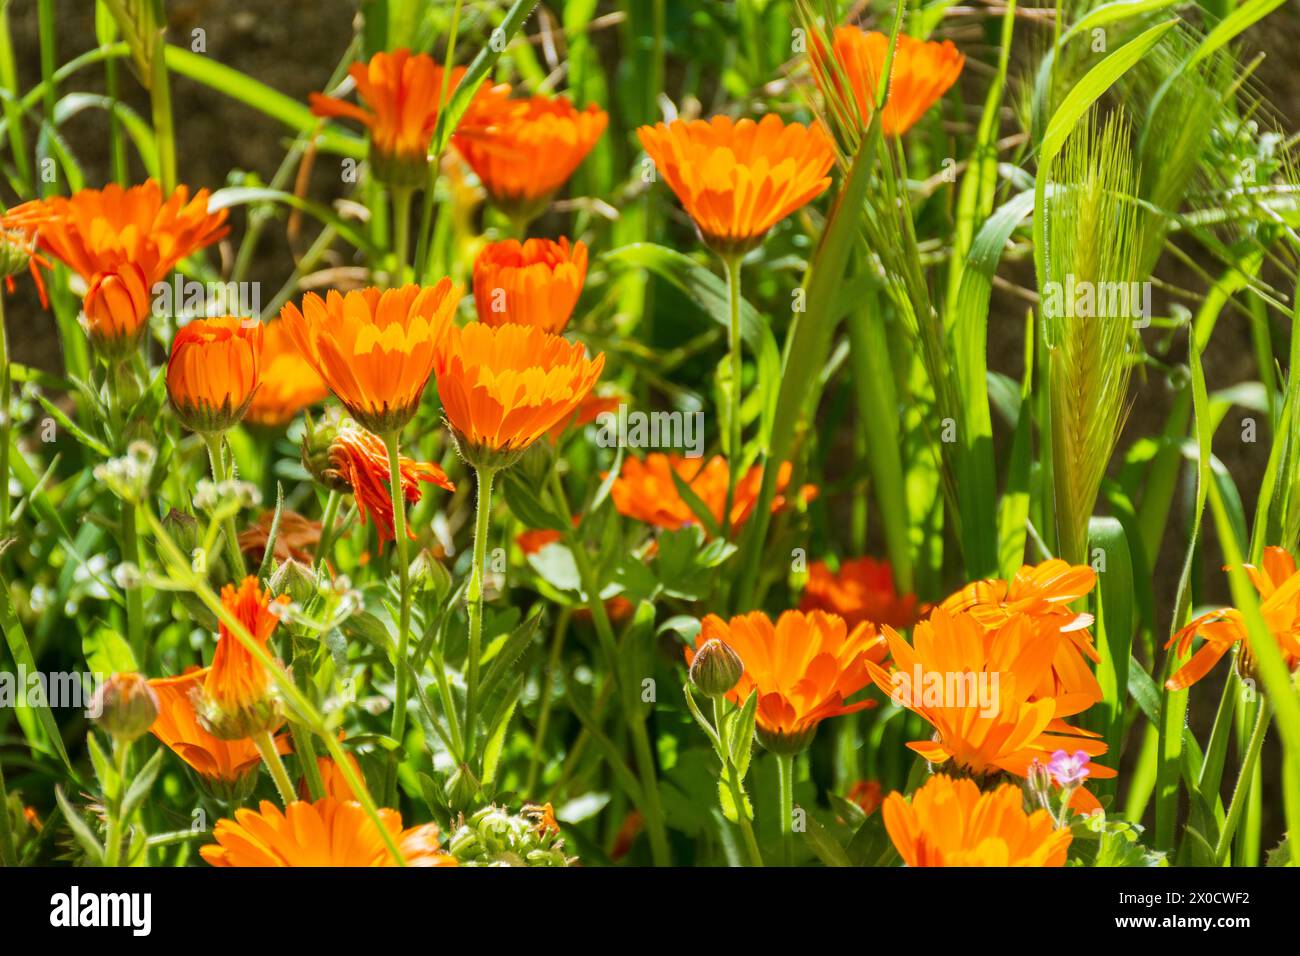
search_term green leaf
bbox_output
[501,469,568,532]
[55,787,104,865]
[83,626,138,677]
[0,572,71,769]
[1088,516,1134,793]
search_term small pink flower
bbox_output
[1047,749,1091,787]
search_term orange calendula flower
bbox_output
[244,320,329,427]
[817,28,965,137]
[801,557,921,631]
[942,560,1102,709]
[636,114,834,255]
[82,262,152,357]
[1,179,228,283]
[309,49,511,188]
[148,667,290,787]
[846,780,883,817]
[323,421,455,549]
[882,775,1071,867]
[866,607,1114,811]
[457,94,607,222]
[685,610,885,753]
[199,577,290,740]
[610,453,813,536]
[1164,546,1300,690]
[433,321,605,469]
[279,281,459,435]
[200,797,457,867]
[166,316,263,434]
[472,237,587,333]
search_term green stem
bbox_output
[0,756,15,866]
[148,18,176,195]
[313,489,341,572]
[382,431,412,804]
[721,252,743,539]
[254,731,297,807]
[548,469,671,866]
[103,739,129,867]
[0,293,10,539]
[777,751,794,867]
[122,503,146,665]
[714,697,763,867]
[1214,697,1271,864]
[202,432,247,578]
[463,465,497,763]
[526,607,571,795]
[390,186,413,286]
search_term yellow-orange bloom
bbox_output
[610,453,813,536]
[310,49,511,187]
[279,281,459,435]
[942,559,1102,708]
[866,607,1114,804]
[200,797,457,867]
[148,667,290,785]
[636,114,834,254]
[0,179,228,283]
[200,576,289,740]
[244,320,328,428]
[457,94,607,219]
[166,316,263,434]
[83,262,152,357]
[801,557,920,631]
[817,28,965,137]
[324,421,454,549]
[883,775,1071,867]
[472,237,587,333]
[685,610,885,753]
[433,321,604,468]
[1164,546,1300,690]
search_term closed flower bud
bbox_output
[92,673,160,743]
[409,548,452,601]
[689,638,744,698]
[300,411,351,493]
[197,691,283,742]
[269,557,317,607]
[83,264,151,358]
[166,316,262,434]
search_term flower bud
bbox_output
[83,264,151,359]
[300,410,353,493]
[689,638,744,698]
[409,548,452,601]
[91,673,160,743]
[197,690,283,741]
[269,557,317,607]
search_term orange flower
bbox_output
[685,610,885,753]
[279,281,459,435]
[846,780,883,817]
[310,49,511,187]
[517,526,564,555]
[82,262,152,357]
[244,320,328,427]
[882,775,1071,867]
[801,557,920,630]
[433,321,604,469]
[610,453,813,536]
[238,510,323,567]
[200,797,456,867]
[200,577,289,740]
[546,390,623,443]
[816,28,965,137]
[1164,546,1300,690]
[324,421,455,549]
[148,667,290,785]
[457,94,607,220]
[636,114,834,255]
[472,237,587,333]
[1,179,228,283]
[942,560,1102,708]
[866,607,1114,802]
[166,316,263,434]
